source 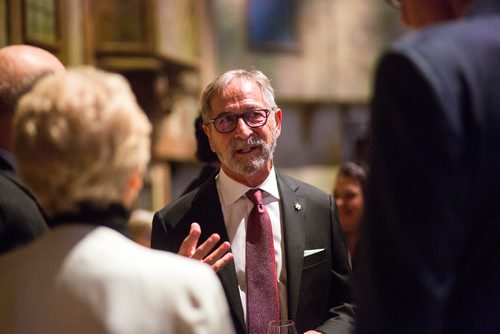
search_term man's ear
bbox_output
[273,108,282,138]
[202,124,217,153]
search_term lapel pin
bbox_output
[294,202,302,211]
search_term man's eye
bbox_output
[216,115,234,124]
[248,110,265,120]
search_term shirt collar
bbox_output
[217,165,280,207]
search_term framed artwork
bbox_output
[156,0,199,65]
[23,0,59,48]
[93,0,153,54]
[248,0,298,51]
[0,0,7,46]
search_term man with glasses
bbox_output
[356,0,500,333]
[152,69,354,334]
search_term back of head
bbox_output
[0,45,65,118]
[12,67,152,217]
[0,45,65,150]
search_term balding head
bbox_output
[0,45,65,115]
[0,45,65,150]
[0,45,65,78]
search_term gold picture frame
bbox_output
[92,0,154,54]
[23,0,60,49]
[0,0,7,46]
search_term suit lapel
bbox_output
[192,178,246,332]
[276,172,306,321]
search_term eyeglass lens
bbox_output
[213,109,269,133]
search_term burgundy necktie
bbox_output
[246,189,280,334]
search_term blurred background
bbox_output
[0,0,405,211]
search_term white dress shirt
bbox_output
[216,166,288,324]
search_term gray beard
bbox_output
[221,131,277,176]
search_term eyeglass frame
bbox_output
[385,0,401,9]
[206,108,272,133]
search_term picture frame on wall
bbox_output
[23,0,60,49]
[0,0,7,46]
[92,0,153,54]
[248,0,298,52]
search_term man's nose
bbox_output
[233,117,253,138]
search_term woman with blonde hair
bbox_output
[0,67,234,334]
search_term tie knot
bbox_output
[246,188,263,206]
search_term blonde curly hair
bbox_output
[13,67,152,216]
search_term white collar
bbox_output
[217,166,280,207]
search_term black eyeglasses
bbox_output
[207,109,271,133]
[385,0,401,9]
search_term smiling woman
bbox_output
[333,162,366,259]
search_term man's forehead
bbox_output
[211,80,261,107]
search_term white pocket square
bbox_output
[303,248,324,257]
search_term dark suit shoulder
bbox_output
[152,177,224,252]
[155,187,199,221]
[0,173,48,254]
[390,13,500,66]
[156,176,221,225]
[276,170,331,199]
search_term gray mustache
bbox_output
[230,136,265,153]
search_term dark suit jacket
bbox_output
[152,170,354,334]
[356,1,500,333]
[0,165,48,254]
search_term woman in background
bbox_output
[333,162,366,262]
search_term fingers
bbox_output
[202,241,231,264]
[177,222,234,272]
[178,223,201,257]
[209,251,234,272]
[191,233,221,260]
[197,239,234,272]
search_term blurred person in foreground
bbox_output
[356,0,500,333]
[0,44,65,254]
[0,67,234,334]
[152,69,354,334]
[333,162,366,262]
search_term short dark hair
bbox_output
[337,162,367,190]
[194,113,219,164]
